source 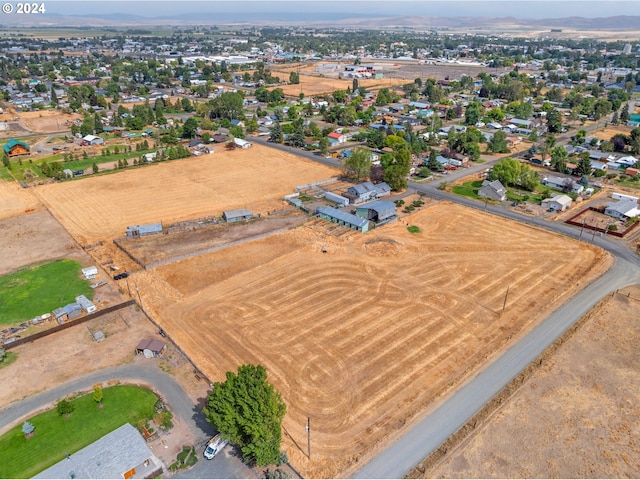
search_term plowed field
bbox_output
[0,181,41,221]
[132,202,610,478]
[32,144,338,244]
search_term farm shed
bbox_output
[81,266,98,280]
[135,339,167,358]
[356,200,397,224]
[63,168,74,179]
[3,138,30,157]
[542,194,573,212]
[76,295,97,314]
[325,191,350,207]
[81,134,104,146]
[53,303,82,323]
[223,209,253,222]
[478,179,507,202]
[34,423,163,480]
[125,223,163,238]
[317,206,370,232]
[233,138,252,148]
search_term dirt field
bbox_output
[592,124,633,142]
[117,213,305,267]
[0,181,42,221]
[32,144,339,244]
[0,210,85,276]
[429,285,640,479]
[12,110,81,133]
[132,202,610,478]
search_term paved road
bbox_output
[0,362,254,479]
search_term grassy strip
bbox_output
[0,385,158,478]
[0,259,93,325]
[451,180,483,199]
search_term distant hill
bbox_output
[7,13,640,30]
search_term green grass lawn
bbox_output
[451,180,483,199]
[0,259,93,325]
[0,385,158,479]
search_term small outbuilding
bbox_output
[76,295,97,314]
[233,138,252,149]
[542,194,573,212]
[135,339,167,358]
[223,209,253,222]
[126,223,163,238]
[82,266,98,280]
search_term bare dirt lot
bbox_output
[0,210,83,276]
[12,110,81,134]
[0,180,42,221]
[117,213,306,268]
[32,144,339,244]
[592,124,633,142]
[428,285,640,479]
[132,202,610,478]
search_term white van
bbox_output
[204,433,228,460]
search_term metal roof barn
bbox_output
[126,223,163,238]
[356,200,397,223]
[317,206,369,232]
[223,209,253,222]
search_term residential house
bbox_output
[542,176,584,194]
[327,131,348,146]
[3,138,30,157]
[346,181,391,204]
[604,198,640,220]
[478,179,507,201]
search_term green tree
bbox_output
[269,123,283,144]
[182,117,198,139]
[574,152,592,176]
[343,148,372,182]
[464,101,484,126]
[288,71,300,84]
[489,157,538,191]
[92,162,98,174]
[550,146,568,173]
[203,365,286,467]
[56,399,75,417]
[93,386,104,406]
[93,113,103,134]
[487,130,509,153]
[319,136,330,155]
[620,103,630,124]
[546,109,563,134]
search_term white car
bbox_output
[203,433,228,460]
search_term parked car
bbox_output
[203,433,228,460]
[113,272,129,280]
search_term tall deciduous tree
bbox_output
[203,365,286,467]
[487,130,509,153]
[343,148,372,182]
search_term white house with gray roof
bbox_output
[34,423,164,479]
[604,198,640,220]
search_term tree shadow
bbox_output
[191,396,215,438]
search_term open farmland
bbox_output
[32,144,339,244]
[0,181,41,221]
[428,285,640,479]
[132,202,610,478]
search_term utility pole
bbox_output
[306,417,311,459]
[579,217,585,240]
[501,286,510,316]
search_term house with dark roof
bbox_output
[3,138,30,157]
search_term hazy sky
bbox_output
[43,1,640,19]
